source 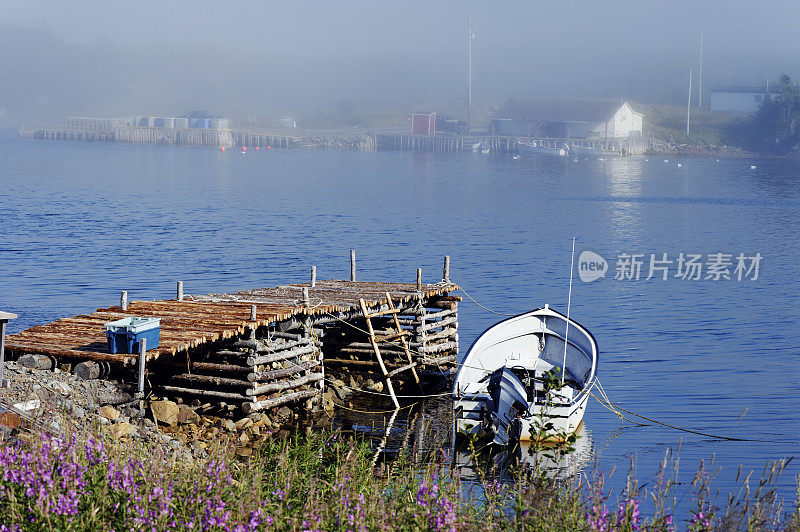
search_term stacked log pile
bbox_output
[153,331,323,414]
[322,294,459,381]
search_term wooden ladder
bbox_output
[359,293,421,408]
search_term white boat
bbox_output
[453,305,598,446]
[517,140,567,157]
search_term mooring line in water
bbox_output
[458,287,518,316]
[325,378,452,400]
[589,382,780,443]
[334,400,417,415]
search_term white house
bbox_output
[590,101,643,139]
[491,99,643,139]
[710,84,773,113]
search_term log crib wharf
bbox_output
[4,262,460,415]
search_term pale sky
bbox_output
[2,1,798,121]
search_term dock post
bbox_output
[350,249,356,281]
[0,311,16,388]
[443,256,450,283]
[302,287,310,308]
[137,337,147,396]
[311,266,317,287]
[416,268,422,292]
[177,281,184,301]
[0,320,5,388]
[120,291,128,311]
[249,305,258,339]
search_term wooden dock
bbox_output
[5,273,460,413]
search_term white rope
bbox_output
[325,378,452,399]
[458,287,517,316]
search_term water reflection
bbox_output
[333,394,454,466]
[331,393,594,483]
[453,424,593,483]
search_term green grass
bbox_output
[635,102,746,146]
[0,420,799,530]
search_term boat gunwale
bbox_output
[453,306,599,405]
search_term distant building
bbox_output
[709,83,773,113]
[490,99,643,140]
[66,114,229,133]
[411,112,436,136]
[275,117,297,128]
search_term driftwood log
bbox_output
[242,388,320,414]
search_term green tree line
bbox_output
[725,74,800,154]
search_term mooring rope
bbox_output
[588,380,799,444]
[458,287,517,316]
[332,400,418,415]
[325,377,452,400]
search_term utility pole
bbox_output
[467,18,473,135]
[687,67,693,136]
[699,33,703,108]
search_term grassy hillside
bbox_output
[636,103,746,146]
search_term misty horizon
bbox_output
[2,1,800,125]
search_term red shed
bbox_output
[411,112,436,136]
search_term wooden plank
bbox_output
[359,298,399,408]
[385,291,420,386]
[5,280,460,376]
[388,362,417,378]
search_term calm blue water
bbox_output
[1,133,799,515]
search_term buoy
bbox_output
[267,146,272,150]
[242,146,247,152]
[220,146,225,152]
[255,146,260,151]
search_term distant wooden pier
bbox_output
[4,257,460,413]
[18,126,645,155]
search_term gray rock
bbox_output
[49,381,72,395]
[95,389,134,406]
[72,405,86,418]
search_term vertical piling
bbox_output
[416,268,422,292]
[350,250,356,281]
[443,256,450,283]
[120,291,128,311]
[250,305,257,321]
[177,281,184,301]
[311,266,317,287]
[0,320,6,388]
[137,337,147,396]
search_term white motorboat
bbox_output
[517,140,567,157]
[453,305,598,446]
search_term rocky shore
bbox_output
[0,359,335,460]
[647,137,753,157]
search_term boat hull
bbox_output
[452,306,598,447]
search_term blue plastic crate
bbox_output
[104,317,161,354]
